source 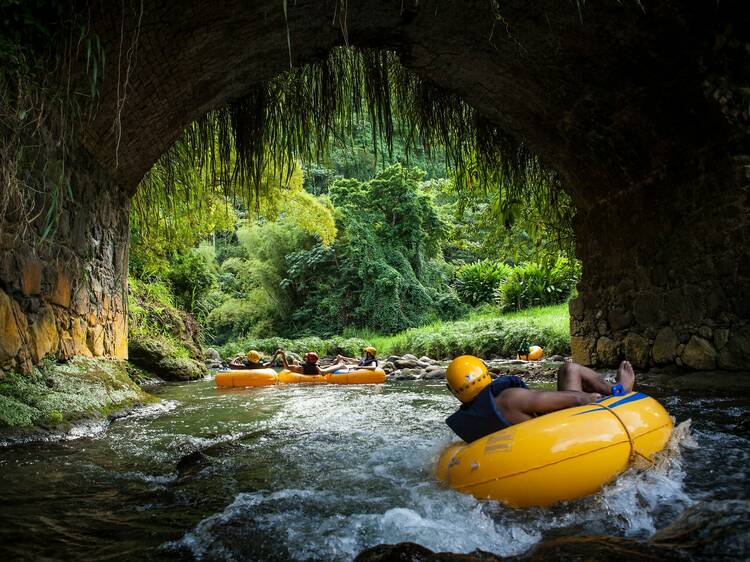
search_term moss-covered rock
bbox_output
[0,357,157,429]
[129,336,208,381]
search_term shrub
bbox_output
[167,251,216,314]
[454,260,512,306]
[496,258,580,312]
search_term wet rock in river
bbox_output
[354,535,687,561]
[422,367,446,380]
[129,336,208,381]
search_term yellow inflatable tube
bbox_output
[215,368,277,388]
[436,392,673,507]
[277,370,328,384]
[326,368,386,385]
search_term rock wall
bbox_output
[0,151,129,373]
[570,153,750,370]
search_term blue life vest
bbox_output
[445,375,528,443]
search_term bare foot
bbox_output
[616,360,635,392]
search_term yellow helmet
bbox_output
[446,355,491,402]
[246,350,261,363]
[363,346,377,356]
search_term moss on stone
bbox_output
[0,357,157,429]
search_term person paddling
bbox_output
[335,346,379,371]
[279,351,345,376]
[445,356,635,443]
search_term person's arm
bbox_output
[227,356,245,369]
[280,352,305,374]
[262,350,282,368]
[336,354,357,364]
[496,388,602,425]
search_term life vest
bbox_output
[302,362,319,375]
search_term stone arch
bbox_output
[1,0,748,372]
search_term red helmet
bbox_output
[304,352,319,363]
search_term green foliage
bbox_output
[166,251,216,315]
[153,47,548,217]
[284,164,453,335]
[496,258,581,312]
[128,277,195,359]
[454,260,512,306]
[381,304,570,358]
[217,303,570,360]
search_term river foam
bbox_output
[166,385,697,561]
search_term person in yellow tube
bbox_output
[335,346,379,370]
[278,351,345,376]
[228,349,282,370]
[445,356,635,443]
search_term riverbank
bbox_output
[0,357,158,439]
[216,304,570,361]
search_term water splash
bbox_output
[167,398,699,561]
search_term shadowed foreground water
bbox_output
[0,377,747,560]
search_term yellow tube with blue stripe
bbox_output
[435,392,673,507]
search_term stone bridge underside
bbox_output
[0,0,748,372]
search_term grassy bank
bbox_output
[0,358,156,429]
[217,304,570,360]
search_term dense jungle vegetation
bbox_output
[128,117,580,358]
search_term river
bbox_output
[0,375,747,560]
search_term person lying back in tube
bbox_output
[335,346,379,371]
[228,349,283,370]
[444,355,635,443]
[279,351,346,376]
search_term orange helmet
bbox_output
[446,355,491,402]
[304,352,319,363]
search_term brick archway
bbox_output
[1,0,747,372]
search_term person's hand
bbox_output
[585,392,603,404]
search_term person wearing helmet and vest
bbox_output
[278,351,346,376]
[445,355,635,443]
[335,346,379,370]
[228,349,283,370]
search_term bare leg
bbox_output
[557,361,635,394]
[557,362,614,394]
[615,360,635,392]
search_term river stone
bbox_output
[383,361,396,373]
[425,364,443,372]
[402,353,418,361]
[717,327,750,370]
[595,336,619,367]
[204,347,221,362]
[129,337,208,381]
[681,336,717,370]
[652,327,678,365]
[354,537,686,561]
[393,369,416,380]
[623,332,650,369]
[395,358,419,369]
[419,356,435,364]
[422,367,446,380]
